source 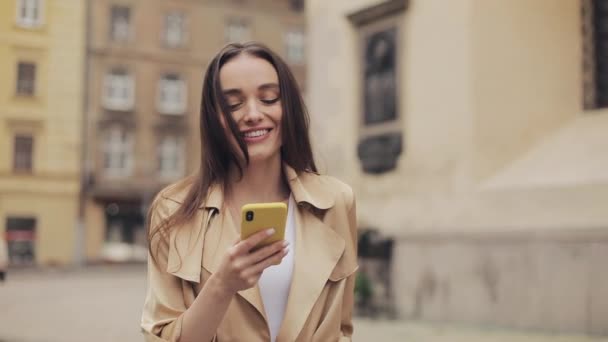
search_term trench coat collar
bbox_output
[162,163,335,212]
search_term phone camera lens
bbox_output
[246,211,254,221]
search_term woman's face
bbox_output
[219,54,283,164]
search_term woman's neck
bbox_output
[226,155,290,210]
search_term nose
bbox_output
[242,98,263,124]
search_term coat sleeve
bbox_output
[339,190,358,341]
[140,198,187,342]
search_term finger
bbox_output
[230,241,285,274]
[226,236,243,262]
[235,228,275,254]
[245,276,259,288]
[244,239,288,266]
[241,248,286,279]
[249,247,289,275]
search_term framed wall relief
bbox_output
[349,0,407,174]
[364,28,396,125]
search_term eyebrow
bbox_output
[222,83,280,96]
[258,83,279,91]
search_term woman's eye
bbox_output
[228,102,242,110]
[261,98,279,105]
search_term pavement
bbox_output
[0,264,606,342]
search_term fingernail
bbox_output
[283,247,289,254]
[266,228,275,236]
[282,240,289,247]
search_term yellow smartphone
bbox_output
[241,202,288,249]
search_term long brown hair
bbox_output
[147,42,317,261]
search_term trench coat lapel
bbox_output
[165,184,267,321]
[276,202,345,342]
[165,208,206,283]
[276,166,345,341]
[277,206,345,342]
[201,208,267,321]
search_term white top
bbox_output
[258,195,296,342]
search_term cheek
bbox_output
[271,106,283,127]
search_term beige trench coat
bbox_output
[141,165,358,341]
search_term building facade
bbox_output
[84,0,306,262]
[307,0,608,335]
[0,0,85,266]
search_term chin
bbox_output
[247,148,281,164]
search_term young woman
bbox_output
[141,42,358,342]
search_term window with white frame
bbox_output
[285,29,305,64]
[103,69,134,111]
[16,0,43,28]
[158,135,185,180]
[102,126,134,178]
[157,74,186,115]
[225,18,250,43]
[164,12,186,47]
[110,5,131,42]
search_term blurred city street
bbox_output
[1,265,607,342]
[2,0,608,340]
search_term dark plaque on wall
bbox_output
[349,0,406,174]
[357,133,402,174]
[364,28,397,125]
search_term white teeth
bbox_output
[243,129,269,138]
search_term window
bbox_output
[16,0,43,28]
[102,126,134,178]
[103,69,134,111]
[285,29,305,64]
[158,136,185,180]
[110,5,131,42]
[289,0,304,12]
[13,135,34,173]
[583,0,608,109]
[16,62,36,96]
[225,18,250,43]
[157,74,186,115]
[164,12,186,47]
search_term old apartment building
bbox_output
[83,0,306,262]
[0,0,85,265]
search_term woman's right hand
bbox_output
[213,228,289,294]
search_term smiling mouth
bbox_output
[242,129,271,138]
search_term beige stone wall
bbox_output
[307,0,608,334]
[394,235,608,335]
[471,0,582,180]
[308,0,608,233]
[307,0,476,235]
